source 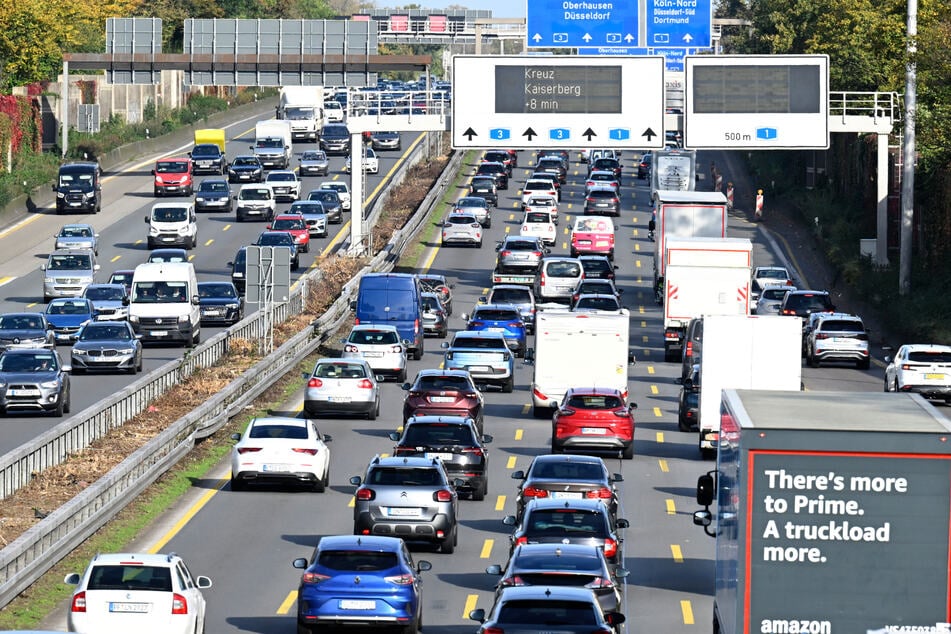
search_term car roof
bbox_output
[85,283,125,291]
[510,542,606,559]
[350,324,400,333]
[317,534,403,551]
[815,312,862,322]
[250,416,307,427]
[315,357,371,368]
[532,453,605,466]
[3,312,46,319]
[496,585,602,602]
[453,330,507,340]
[565,386,625,397]
[416,368,471,378]
[88,552,181,566]
[902,344,951,352]
[473,303,522,313]
[372,455,443,468]
[405,414,477,427]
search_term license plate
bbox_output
[8,389,40,396]
[430,396,455,403]
[582,427,608,435]
[577,240,592,245]
[387,507,421,517]
[151,331,168,337]
[263,464,291,472]
[340,600,376,610]
[363,352,383,358]
[425,452,454,460]
[109,602,149,613]
[926,373,945,380]
[203,309,222,316]
[551,491,583,499]
[468,366,491,373]
[328,396,351,403]
[487,327,505,332]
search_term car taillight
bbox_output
[586,487,614,499]
[308,378,323,388]
[613,408,632,418]
[237,447,262,454]
[385,573,415,585]
[522,486,549,498]
[559,408,576,416]
[472,223,481,228]
[357,379,374,389]
[344,344,359,353]
[292,448,319,455]
[354,317,361,325]
[301,572,331,584]
[815,333,830,340]
[500,250,512,257]
[469,321,485,328]
[500,575,527,587]
[71,591,86,613]
[532,251,542,257]
[394,446,416,456]
[781,309,795,315]
[434,489,453,502]
[507,321,522,328]
[356,487,375,500]
[585,576,615,589]
[514,536,528,547]
[603,538,618,558]
[172,593,188,615]
[522,225,528,231]
[685,341,693,357]
[586,197,595,204]
[484,628,506,634]
[439,286,450,294]
[390,345,404,353]
[462,447,484,457]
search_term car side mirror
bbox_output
[151,169,156,175]
[883,355,892,363]
[485,564,502,575]
[502,515,517,526]
[524,348,535,364]
[94,265,101,271]
[417,560,432,572]
[349,300,356,311]
[614,567,630,579]
[388,431,400,441]
[64,573,81,585]
[511,470,525,480]
[191,295,200,305]
[440,342,449,349]
[616,518,630,529]
[349,476,362,486]
[482,434,493,444]
[62,364,72,373]
[628,402,637,410]
[694,509,713,528]
[469,609,486,623]
[697,473,715,505]
[144,216,150,223]
[401,383,411,390]
[606,612,626,627]
[612,473,624,483]
[292,558,308,569]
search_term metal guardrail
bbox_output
[828,91,900,125]
[0,137,463,609]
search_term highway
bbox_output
[0,105,423,454]
[36,148,885,634]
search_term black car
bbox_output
[678,363,701,432]
[637,152,653,179]
[228,247,248,295]
[189,143,226,175]
[680,317,704,381]
[306,189,343,224]
[779,290,836,318]
[390,415,492,500]
[52,162,101,214]
[486,543,628,616]
[469,177,499,207]
[193,178,233,213]
[469,584,624,634]
[197,281,244,325]
[476,162,509,190]
[511,454,622,523]
[583,187,621,217]
[578,255,618,281]
[535,156,568,184]
[503,498,629,564]
[482,150,513,175]
[320,124,351,155]
[227,155,264,183]
[255,231,300,270]
[590,157,622,180]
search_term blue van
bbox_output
[353,273,425,360]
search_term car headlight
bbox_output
[0,381,6,388]
[129,315,139,323]
[178,314,190,323]
[45,277,55,284]
[84,191,95,199]
[227,302,240,309]
[56,192,65,198]
[40,380,60,389]
[118,347,136,355]
[178,226,190,235]
[196,197,206,202]
[72,349,87,356]
[149,227,160,236]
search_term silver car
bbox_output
[452,196,492,228]
[289,200,328,238]
[442,331,515,393]
[0,348,70,416]
[441,212,483,247]
[54,224,99,255]
[70,320,143,374]
[42,249,99,302]
[349,455,460,553]
[0,312,56,351]
[341,324,409,383]
[299,150,329,177]
[495,236,548,273]
[303,358,381,419]
[754,284,797,315]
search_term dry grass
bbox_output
[0,143,452,550]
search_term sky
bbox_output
[407,1,527,18]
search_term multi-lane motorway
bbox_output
[30,139,887,633]
[0,105,420,454]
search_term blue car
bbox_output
[44,298,94,344]
[82,283,130,321]
[462,303,527,357]
[292,535,431,633]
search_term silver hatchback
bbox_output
[303,358,381,420]
[341,324,409,383]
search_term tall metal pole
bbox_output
[899,0,917,295]
[61,61,69,158]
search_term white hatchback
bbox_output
[230,416,332,491]
[65,552,212,634]
[442,212,483,247]
[520,209,557,246]
[342,324,409,382]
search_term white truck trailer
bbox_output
[526,310,634,418]
[251,119,292,169]
[652,190,729,297]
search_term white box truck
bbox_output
[278,86,324,142]
[697,315,802,457]
[251,119,292,169]
[650,148,696,195]
[652,190,729,296]
[526,310,634,418]
[663,236,753,361]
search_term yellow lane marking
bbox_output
[642,335,649,343]
[26,302,38,308]
[508,213,515,220]
[658,459,669,472]
[641,320,647,328]
[223,224,232,231]
[505,225,511,234]
[277,591,297,614]
[634,244,640,252]
[656,432,664,443]
[638,306,645,314]
[653,407,662,417]
[480,539,494,559]
[650,385,658,394]
[666,499,676,515]
[149,479,226,552]
[204,239,214,247]
[463,594,479,620]
[681,600,695,624]
[495,495,506,511]
[521,404,530,414]
[110,255,121,263]
[514,429,523,440]
[187,255,196,261]
[563,226,569,235]
[635,260,641,268]
[134,239,143,245]
[506,456,517,469]
[647,366,655,375]
[348,496,355,507]
[671,544,684,562]
[0,276,13,287]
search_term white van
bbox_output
[145,202,198,249]
[128,262,201,346]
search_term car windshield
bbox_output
[59,226,92,238]
[240,189,271,201]
[447,215,476,225]
[233,157,259,167]
[788,294,832,311]
[527,509,607,535]
[0,315,43,330]
[47,254,92,271]
[84,287,123,301]
[191,145,218,157]
[131,281,189,303]
[491,289,530,303]
[151,207,188,222]
[566,394,623,409]
[308,191,339,204]
[497,600,597,626]
[80,324,132,341]
[267,173,295,182]
[109,272,133,285]
[525,181,552,191]
[313,362,367,379]
[321,184,346,193]
[473,309,520,322]
[302,152,326,161]
[820,320,863,333]
[155,161,189,173]
[367,467,443,486]
[758,269,788,280]
[587,190,617,200]
[581,260,611,275]
[198,181,229,193]
[256,138,284,149]
[525,212,551,224]
[87,565,172,592]
[403,424,475,446]
[199,284,237,299]
[762,288,790,300]
[248,423,307,439]
[59,173,94,187]
[149,251,186,263]
[291,202,324,214]
[317,550,398,572]
[414,375,471,391]
[531,461,604,481]
[575,297,619,311]
[257,233,293,246]
[0,353,57,372]
[272,218,305,231]
[350,329,400,345]
[908,351,951,363]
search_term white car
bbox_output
[520,209,557,246]
[884,344,951,400]
[318,181,352,210]
[523,194,559,225]
[751,265,793,297]
[441,212,483,247]
[65,552,212,634]
[753,284,797,315]
[344,147,379,174]
[230,416,332,491]
[521,178,559,206]
[264,170,301,202]
[341,324,409,382]
[323,99,345,122]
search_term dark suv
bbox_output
[476,162,509,190]
[680,317,703,381]
[320,124,351,155]
[503,498,629,564]
[390,415,492,500]
[779,290,836,318]
[52,162,102,214]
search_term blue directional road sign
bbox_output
[653,47,689,72]
[527,0,638,49]
[647,0,712,48]
[578,47,649,55]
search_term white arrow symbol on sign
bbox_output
[533,33,542,42]
[625,33,634,43]
[582,33,592,42]
[683,33,693,42]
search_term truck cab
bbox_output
[52,162,101,214]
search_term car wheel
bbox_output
[413,347,423,361]
[622,444,635,460]
[485,219,492,229]
[808,351,819,368]
[137,355,143,373]
[367,399,379,421]
[438,327,448,339]
[502,376,514,393]
[64,389,71,414]
[53,392,66,417]
[397,368,407,383]
[440,527,456,554]
[678,417,692,432]
[230,476,246,491]
[471,482,485,502]
[312,475,325,493]
[858,358,871,370]
[551,440,563,454]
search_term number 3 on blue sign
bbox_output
[490,128,511,140]
[549,128,570,141]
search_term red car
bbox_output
[551,387,636,459]
[268,214,310,253]
[401,369,485,433]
